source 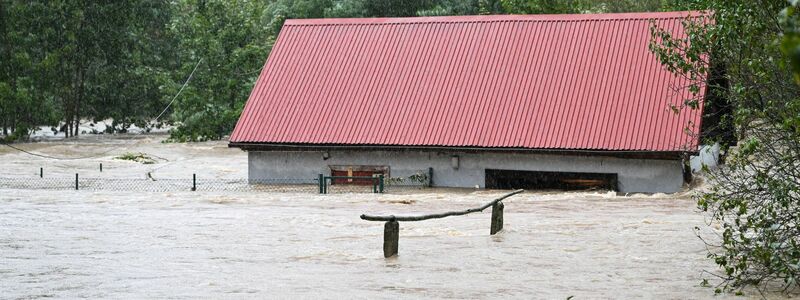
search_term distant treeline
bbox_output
[0,0,666,141]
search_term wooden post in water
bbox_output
[490,201,504,235]
[383,219,399,258]
[100,163,103,172]
[191,173,196,191]
[361,190,523,258]
[40,167,43,178]
[75,173,79,190]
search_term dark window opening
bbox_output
[329,165,388,185]
[485,169,618,191]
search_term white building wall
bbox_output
[248,150,685,193]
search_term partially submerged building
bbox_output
[229,11,708,193]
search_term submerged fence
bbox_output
[0,170,429,193]
[0,176,320,192]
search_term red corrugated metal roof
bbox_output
[230,11,707,152]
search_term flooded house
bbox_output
[229,11,709,193]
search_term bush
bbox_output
[650,1,800,294]
[697,129,800,293]
[115,152,156,164]
[2,124,32,143]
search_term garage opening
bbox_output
[485,169,618,191]
[329,165,388,185]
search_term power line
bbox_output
[0,142,123,160]
[154,58,203,122]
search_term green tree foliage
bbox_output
[0,0,174,140]
[92,1,177,133]
[1,0,670,142]
[166,0,276,141]
[782,0,800,83]
[0,1,59,139]
[652,0,800,294]
[326,0,436,17]
[500,0,666,14]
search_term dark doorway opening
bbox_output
[485,169,618,191]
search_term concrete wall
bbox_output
[248,150,685,193]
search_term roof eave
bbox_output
[228,142,697,158]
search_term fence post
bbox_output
[384,219,399,258]
[40,167,43,178]
[318,174,324,194]
[75,173,79,190]
[378,174,384,193]
[490,201,504,235]
[191,173,196,191]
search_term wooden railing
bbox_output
[360,189,524,257]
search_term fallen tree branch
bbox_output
[360,189,524,222]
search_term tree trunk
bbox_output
[64,94,72,138]
[0,105,4,137]
[74,67,85,137]
[72,17,87,138]
[73,114,79,136]
[65,85,74,138]
[0,2,8,138]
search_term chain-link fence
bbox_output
[0,177,319,192]
[0,175,428,193]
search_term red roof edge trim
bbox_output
[227,142,696,156]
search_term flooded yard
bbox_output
[0,135,760,299]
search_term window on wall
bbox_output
[485,169,618,191]
[329,165,389,185]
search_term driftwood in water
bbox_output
[360,189,523,222]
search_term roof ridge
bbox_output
[284,11,705,26]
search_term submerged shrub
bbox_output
[115,152,156,164]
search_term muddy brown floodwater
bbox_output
[0,135,775,299]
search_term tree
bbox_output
[326,0,437,17]
[0,1,62,140]
[0,1,175,140]
[2,0,672,143]
[652,0,800,294]
[166,0,276,141]
[89,1,177,133]
[499,0,666,14]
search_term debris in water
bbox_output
[379,199,416,205]
[115,152,156,164]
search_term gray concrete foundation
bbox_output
[247,150,685,193]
